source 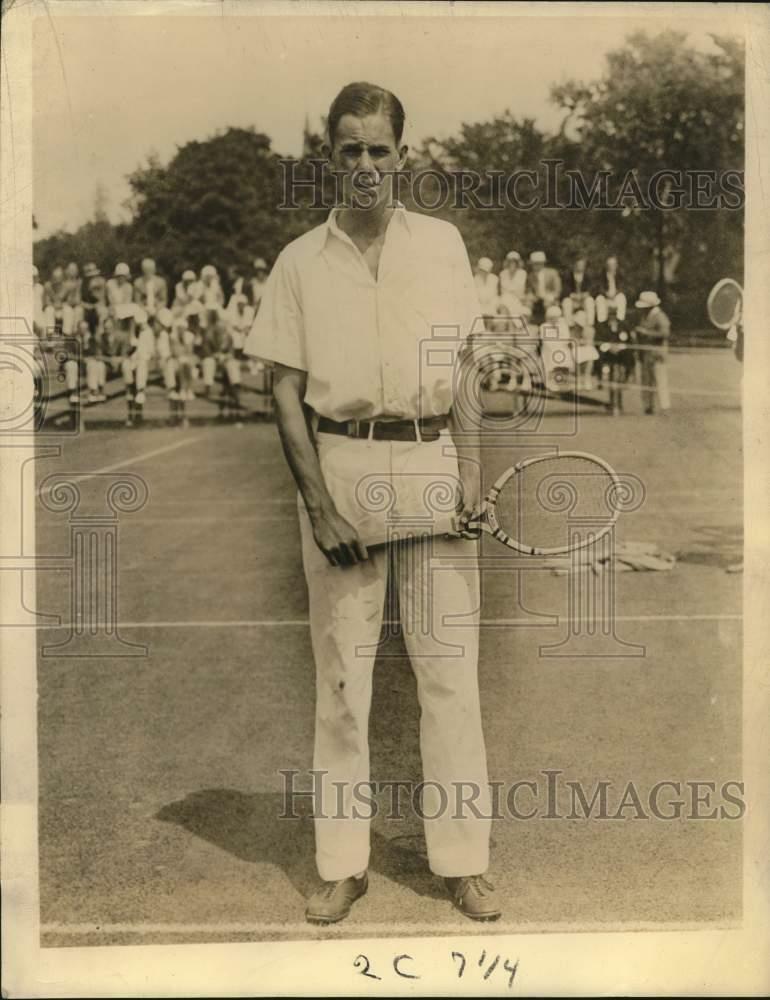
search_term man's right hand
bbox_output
[310,507,369,567]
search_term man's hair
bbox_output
[327,81,406,145]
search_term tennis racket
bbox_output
[446,451,621,556]
[706,278,743,331]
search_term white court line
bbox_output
[41,919,739,938]
[37,437,203,500]
[37,614,742,630]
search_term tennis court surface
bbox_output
[35,350,743,945]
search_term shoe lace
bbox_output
[466,874,495,897]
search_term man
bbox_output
[133,257,168,320]
[634,290,671,415]
[244,81,496,926]
[498,250,527,316]
[63,262,84,330]
[524,250,561,325]
[594,255,627,324]
[33,265,45,337]
[43,265,74,335]
[561,254,595,327]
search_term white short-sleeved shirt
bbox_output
[244,206,481,422]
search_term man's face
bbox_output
[66,263,79,280]
[142,260,156,278]
[328,112,407,211]
[606,257,618,273]
[531,261,544,273]
[574,258,586,273]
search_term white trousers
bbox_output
[299,431,491,881]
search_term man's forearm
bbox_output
[273,374,335,519]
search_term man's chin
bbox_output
[348,188,391,211]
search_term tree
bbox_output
[551,31,744,310]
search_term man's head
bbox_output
[182,269,196,285]
[201,265,217,284]
[253,257,269,278]
[635,291,660,311]
[51,266,64,284]
[606,255,618,274]
[573,255,587,273]
[65,262,79,280]
[476,257,494,276]
[529,251,546,272]
[141,257,157,278]
[325,81,408,211]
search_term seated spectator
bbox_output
[82,262,107,335]
[474,257,499,326]
[174,269,204,309]
[594,255,627,324]
[134,257,168,319]
[499,251,528,317]
[43,265,75,335]
[561,254,596,327]
[250,258,271,312]
[106,262,135,319]
[524,250,561,325]
[200,265,225,310]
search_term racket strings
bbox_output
[492,456,617,553]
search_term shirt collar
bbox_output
[320,200,410,253]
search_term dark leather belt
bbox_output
[316,414,448,442]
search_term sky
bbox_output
[32,5,736,237]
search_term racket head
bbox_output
[707,278,743,331]
[483,451,620,555]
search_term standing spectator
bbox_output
[133,257,168,320]
[634,291,671,415]
[561,254,595,327]
[250,258,270,312]
[524,250,561,325]
[174,269,204,310]
[473,257,499,326]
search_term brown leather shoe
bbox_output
[305,873,368,925]
[444,874,501,921]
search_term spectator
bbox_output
[43,265,75,335]
[594,255,627,324]
[227,293,256,358]
[524,250,561,325]
[498,251,527,316]
[82,262,107,335]
[561,254,595,327]
[134,257,168,319]
[174,269,204,310]
[121,305,154,426]
[106,262,135,320]
[473,257,499,326]
[248,258,270,312]
[634,291,671,415]
[200,265,225,310]
[63,262,84,329]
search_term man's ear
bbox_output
[398,143,409,169]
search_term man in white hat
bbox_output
[498,251,527,316]
[120,305,155,427]
[525,250,561,325]
[473,257,499,326]
[134,257,168,319]
[634,291,671,414]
